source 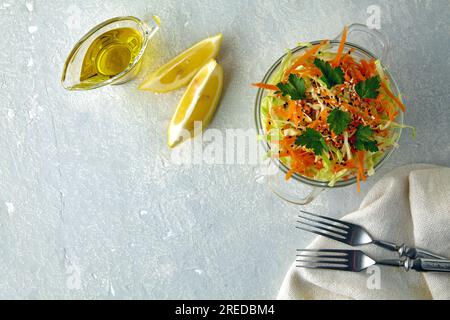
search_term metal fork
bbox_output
[296,210,448,260]
[296,249,450,273]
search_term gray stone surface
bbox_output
[0,0,449,299]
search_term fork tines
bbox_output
[296,210,350,242]
[296,249,350,270]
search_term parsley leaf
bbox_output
[313,58,344,89]
[276,74,306,100]
[355,76,381,99]
[327,109,352,135]
[355,125,379,152]
[295,128,329,156]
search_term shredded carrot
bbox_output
[368,59,377,74]
[381,81,406,112]
[352,67,366,82]
[285,169,295,180]
[377,129,388,137]
[287,100,297,119]
[386,102,400,121]
[344,159,357,169]
[284,41,328,77]
[331,26,348,67]
[357,151,366,182]
[344,73,351,82]
[274,106,290,118]
[280,136,296,148]
[253,26,409,191]
[364,59,377,77]
[333,163,345,173]
[293,69,321,78]
[319,108,329,120]
[292,64,322,78]
[278,151,290,158]
[296,107,304,126]
[356,170,361,193]
[355,152,365,193]
[288,101,303,127]
[360,60,372,78]
[252,82,279,91]
[341,53,355,66]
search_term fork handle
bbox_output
[372,240,400,252]
[402,247,448,260]
[408,258,450,273]
[373,240,448,260]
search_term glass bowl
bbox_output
[254,24,404,204]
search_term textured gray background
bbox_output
[0,0,449,299]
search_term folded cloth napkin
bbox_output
[278,165,450,300]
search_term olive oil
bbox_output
[80,27,143,85]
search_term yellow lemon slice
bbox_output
[139,33,223,93]
[168,59,223,148]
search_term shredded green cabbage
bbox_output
[257,45,411,187]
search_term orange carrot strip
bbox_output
[357,151,367,182]
[252,83,279,91]
[274,106,290,118]
[361,60,371,77]
[285,169,295,181]
[381,82,406,112]
[284,41,328,77]
[354,68,365,82]
[288,100,297,119]
[368,59,377,74]
[356,170,361,193]
[332,26,348,67]
[296,104,304,126]
[344,159,356,169]
[319,108,329,120]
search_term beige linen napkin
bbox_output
[278,165,450,300]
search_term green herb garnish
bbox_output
[355,125,379,152]
[276,74,306,100]
[295,128,329,155]
[313,58,344,89]
[327,109,352,135]
[355,76,381,99]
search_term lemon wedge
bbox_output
[139,34,223,93]
[168,59,223,148]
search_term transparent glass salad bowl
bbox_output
[254,24,404,205]
[61,16,159,91]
